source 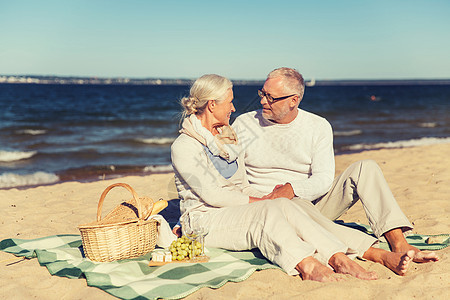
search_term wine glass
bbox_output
[189,211,209,258]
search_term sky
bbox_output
[1,0,450,80]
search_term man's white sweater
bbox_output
[232,108,335,201]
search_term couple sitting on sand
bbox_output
[170,67,438,282]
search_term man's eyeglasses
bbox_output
[258,89,297,104]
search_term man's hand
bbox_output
[270,183,295,199]
[250,183,295,202]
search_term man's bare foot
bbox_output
[384,228,439,263]
[328,253,378,280]
[384,250,415,276]
[296,256,341,282]
[391,244,439,263]
[363,248,414,276]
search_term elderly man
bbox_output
[232,67,438,264]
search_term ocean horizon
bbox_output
[2,74,450,86]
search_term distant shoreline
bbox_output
[1,75,450,86]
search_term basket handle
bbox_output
[96,183,145,222]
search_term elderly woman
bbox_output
[171,74,414,282]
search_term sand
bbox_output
[1,144,449,300]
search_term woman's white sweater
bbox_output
[171,133,264,216]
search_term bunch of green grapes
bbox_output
[169,236,202,261]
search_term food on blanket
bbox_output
[151,251,164,262]
[151,250,172,262]
[150,199,168,215]
[164,251,173,262]
[169,236,202,261]
[426,236,448,244]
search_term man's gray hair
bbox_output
[267,67,305,99]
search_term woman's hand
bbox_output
[172,225,182,237]
[273,184,284,190]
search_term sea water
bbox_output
[1,82,449,188]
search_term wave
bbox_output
[418,122,438,128]
[16,129,47,135]
[136,137,176,145]
[344,137,450,151]
[334,130,362,137]
[56,164,173,182]
[143,165,173,173]
[0,172,59,188]
[0,150,37,162]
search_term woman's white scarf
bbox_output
[180,114,239,163]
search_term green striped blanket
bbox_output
[1,228,448,300]
[0,235,278,300]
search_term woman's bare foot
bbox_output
[384,228,439,263]
[363,247,414,276]
[328,253,378,280]
[296,256,342,282]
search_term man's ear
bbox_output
[290,95,300,108]
[207,100,215,112]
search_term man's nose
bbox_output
[260,95,268,106]
[231,103,236,112]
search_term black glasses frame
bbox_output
[258,89,297,104]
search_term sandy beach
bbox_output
[1,143,449,300]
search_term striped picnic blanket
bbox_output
[335,221,450,251]
[1,229,448,300]
[0,235,278,300]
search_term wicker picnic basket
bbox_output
[78,183,158,262]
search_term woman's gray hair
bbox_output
[267,67,305,99]
[181,74,233,118]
